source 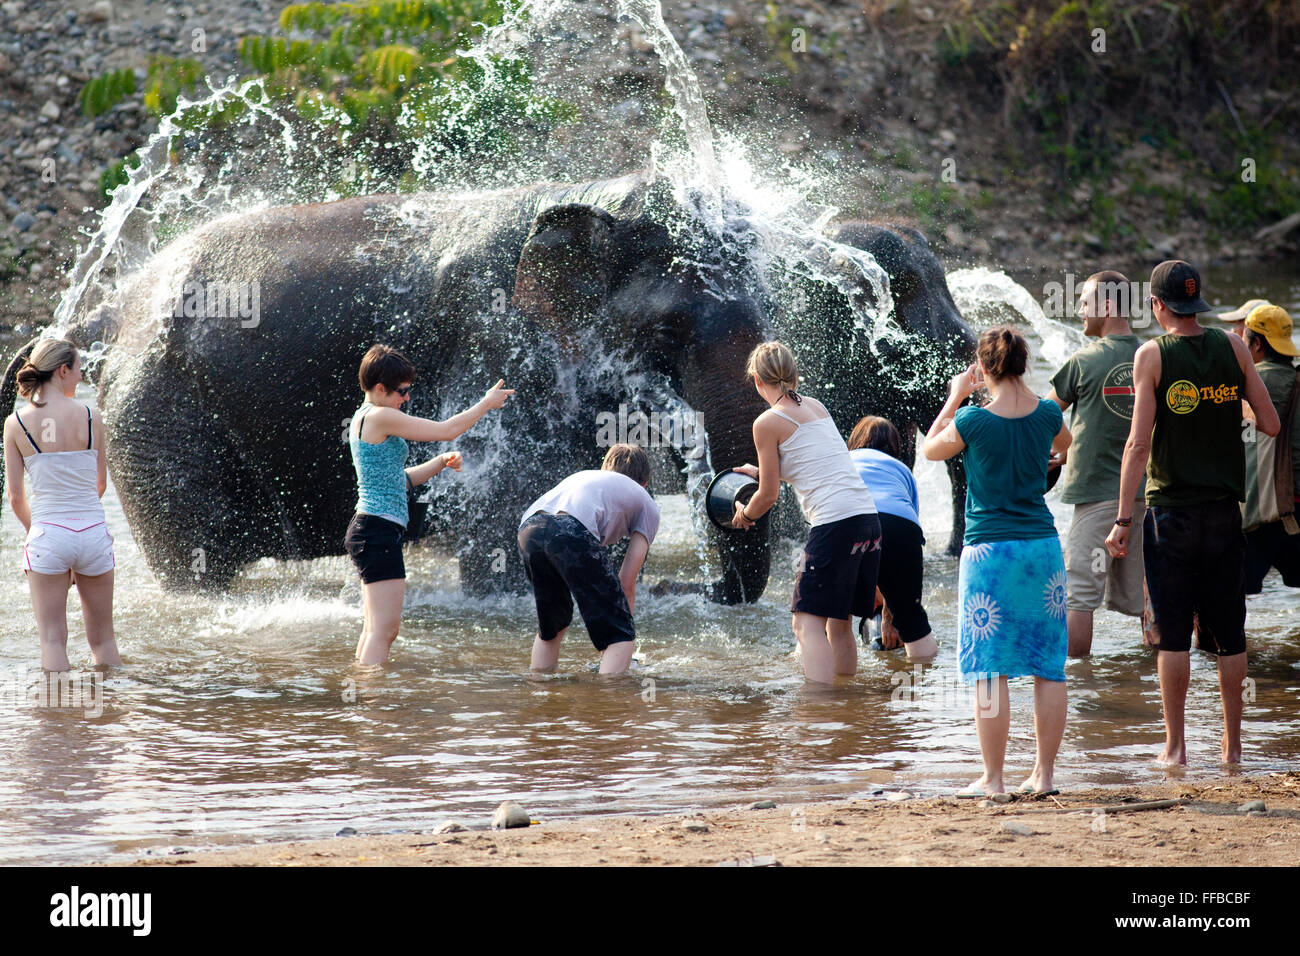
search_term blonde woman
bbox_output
[3,339,120,671]
[732,342,881,684]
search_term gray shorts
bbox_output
[1064,499,1146,616]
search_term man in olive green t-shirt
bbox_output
[1242,304,1300,592]
[1049,270,1145,658]
[1105,260,1280,767]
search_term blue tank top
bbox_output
[350,403,408,527]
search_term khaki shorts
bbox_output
[1064,499,1145,616]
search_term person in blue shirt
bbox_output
[923,326,1072,798]
[847,416,937,660]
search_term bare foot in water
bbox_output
[1156,744,1187,767]
[1221,733,1242,765]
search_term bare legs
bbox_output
[28,569,120,671]
[1067,609,1093,658]
[969,676,1010,794]
[355,578,405,665]
[1155,650,1190,765]
[794,612,857,684]
[1217,652,1246,764]
[1022,678,1067,793]
[75,570,120,666]
[29,571,71,672]
[529,629,636,675]
[965,676,1066,795]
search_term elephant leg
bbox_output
[104,376,265,590]
[945,454,967,556]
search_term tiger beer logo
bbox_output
[1165,379,1240,414]
[1102,363,1136,418]
[1166,380,1200,414]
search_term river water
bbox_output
[1,269,1297,864]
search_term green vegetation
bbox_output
[79,0,569,199]
[910,183,975,233]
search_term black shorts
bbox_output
[517,512,634,651]
[1244,520,1300,594]
[345,513,406,584]
[791,512,882,620]
[864,512,932,642]
[1143,499,1246,656]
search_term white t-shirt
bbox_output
[521,470,661,547]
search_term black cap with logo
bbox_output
[1150,259,1212,315]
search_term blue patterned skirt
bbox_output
[957,536,1067,683]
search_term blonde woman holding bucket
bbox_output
[731,341,882,684]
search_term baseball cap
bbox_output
[1217,298,1269,324]
[1150,260,1212,315]
[1245,304,1300,357]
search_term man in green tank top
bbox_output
[1105,260,1280,766]
[1049,270,1145,658]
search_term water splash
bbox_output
[947,267,1086,368]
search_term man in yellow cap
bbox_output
[1216,298,1270,339]
[1242,304,1300,592]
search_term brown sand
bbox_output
[125,773,1300,867]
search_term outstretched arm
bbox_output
[377,380,515,442]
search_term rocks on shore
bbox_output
[492,801,531,829]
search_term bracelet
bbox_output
[1114,517,1132,527]
[740,507,755,522]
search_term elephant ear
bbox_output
[513,204,616,337]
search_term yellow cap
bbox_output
[1245,304,1299,357]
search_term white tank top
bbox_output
[771,407,877,527]
[17,405,106,530]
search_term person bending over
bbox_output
[519,443,661,676]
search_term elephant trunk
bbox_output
[0,336,40,484]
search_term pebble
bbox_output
[335,827,357,837]
[432,820,467,834]
[748,800,777,810]
[12,212,35,232]
[680,820,709,833]
[1237,800,1266,813]
[1001,821,1033,836]
[39,99,59,120]
[886,791,913,802]
[492,800,531,829]
[87,0,112,22]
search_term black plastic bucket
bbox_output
[705,469,759,530]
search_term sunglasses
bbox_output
[395,385,413,397]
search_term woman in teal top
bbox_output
[346,344,514,665]
[923,326,1072,799]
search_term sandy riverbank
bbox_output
[124,774,1300,867]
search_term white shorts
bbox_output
[24,522,116,577]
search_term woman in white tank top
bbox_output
[731,342,881,684]
[3,339,120,672]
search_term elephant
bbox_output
[0,174,975,603]
[0,174,777,601]
[768,220,976,555]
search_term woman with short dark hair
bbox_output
[923,326,1072,797]
[347,344,513,664]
